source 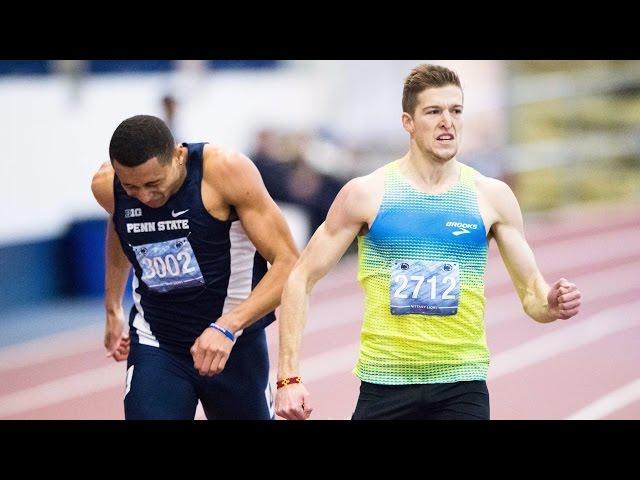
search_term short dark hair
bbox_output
[109,115,174,167]
[402,64,462,116]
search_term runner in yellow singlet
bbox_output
[275,64,582,420]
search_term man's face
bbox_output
[403,85,463,162]
[113,156,175,208]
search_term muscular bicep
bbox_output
[219,153,298,263]
[237,196,299,264]
[294,179,369,287]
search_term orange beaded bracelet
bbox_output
[276,376,302,389]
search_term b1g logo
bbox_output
[125,208,142,218]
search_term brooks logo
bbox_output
[446,221,477,236]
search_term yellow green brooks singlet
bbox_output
[354,161,490,384]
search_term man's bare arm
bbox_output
[487,179,581,323]
[91,162,131,360]
[275,174,380,419]
[211,150,300,333]
[190,148,299,377]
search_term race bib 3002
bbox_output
[131,237,205,293]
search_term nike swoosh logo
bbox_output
[452,228,470,236]
[171,209,189,218]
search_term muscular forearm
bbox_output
[277,266,313,378]
[219,252,297,332]
[105,219,131,313]
[521,275,555,323]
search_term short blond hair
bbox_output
[402,64,462,115]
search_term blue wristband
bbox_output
[210,323,235,342]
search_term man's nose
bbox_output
[138,190,153,204]
[441,111,453,129]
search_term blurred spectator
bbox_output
[304,126,358,179]
[251,129,291,202]
[161,94,177,134]
[251,129,345,234]
[160,94,184,143]
[52,60,87,103]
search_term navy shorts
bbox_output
[351,380,490,420]
[124,328,274,420]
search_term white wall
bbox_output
[0,69,327,245]
[0,61,507,245]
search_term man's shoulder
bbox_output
[473,168,512,197]
[201,144,268,207]
[349,163,388,191]
[202,143,228,172]
[343,170,382,200]
[91,161,115,213]
[91,162,115,195]
[202,144,254,180]
[334,167,386,223]
[92,161,114,182]
[471,168,520,221]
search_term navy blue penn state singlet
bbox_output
[112,143,275,355]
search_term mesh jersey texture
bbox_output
[354,161,490,384]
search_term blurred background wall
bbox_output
[1,60,639,420]
[1,59,638,311]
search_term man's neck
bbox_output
[167,149,189,197]
[399,151,459,190]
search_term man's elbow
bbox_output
[270,248,300,290]
[278,248,299,273]
[284,259,315,295]
[523,304,554,324]
[523,307,541,323]
[287,248,301,266]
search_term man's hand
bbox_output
[105,308,130,361]
[547,278,582,320]
[190,325,234,376]
[275,383,313,420]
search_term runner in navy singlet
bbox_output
[91,115,298,419]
